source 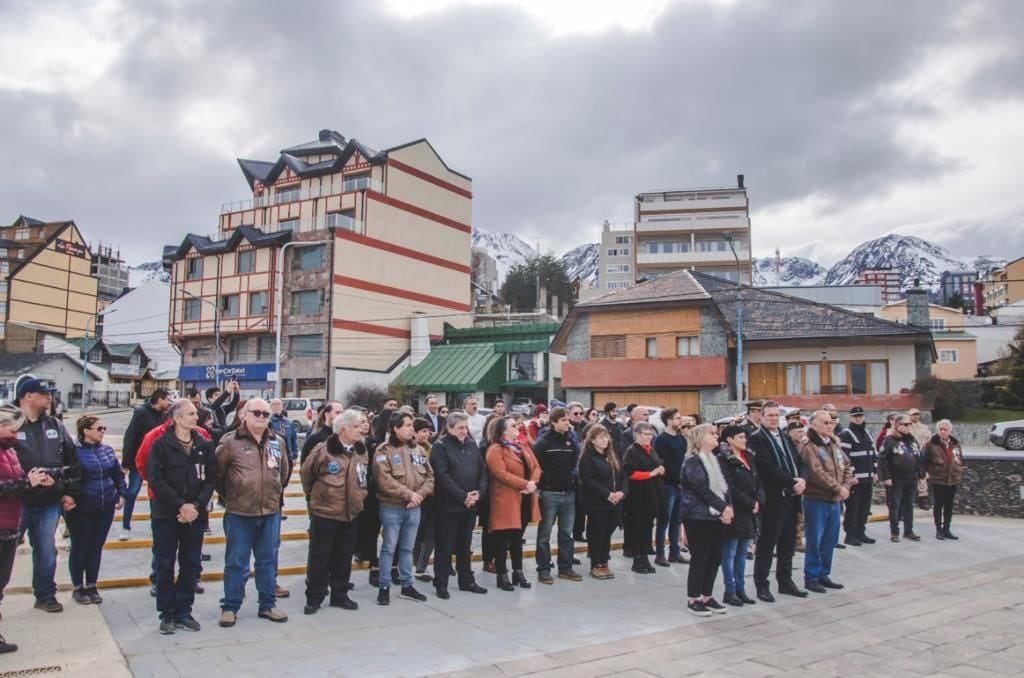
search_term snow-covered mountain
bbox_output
[752,256,827,287]
[561,243,599,287]
[128,260,169,288]
[823,234,998,291]
[471,228,537,284]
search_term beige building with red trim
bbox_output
[163,129,472,400]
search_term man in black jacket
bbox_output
[14,379,81,613]
[205,380,239,431]
[300,401,343,466]
[429,411,488,599]
[120,388,170,541]
[748,401,807,602]
[532,407,583,584]
[839,406,877,546]
[654,408,687,566]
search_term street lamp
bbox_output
[723,232,745,401]
[180,288,220,388]
[274,238,331,398]
[83,308,117,407]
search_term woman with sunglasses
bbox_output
[621,422,665,574]
[67,416,127,605]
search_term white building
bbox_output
[597,221,634,291]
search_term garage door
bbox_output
[592,391,699,415]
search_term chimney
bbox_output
[410,312,430,367]
[737,174,745,189]
[906,279,930,329]
[973,280,985,316]
[318,129,332,141]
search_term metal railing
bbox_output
[220,177,383,213]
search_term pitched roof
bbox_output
[692,272,930,342]
[163,225,292,261]
[106,343,147,359]
[0,352,102,379]
[577,269,708,309]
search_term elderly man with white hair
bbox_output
[923,419,965,541]
[215,399,291,627]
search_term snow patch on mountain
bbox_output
[561,243,599,287]
[471,228,537,284]
[128,260,170,288]
[752,256,827,287]
[824,234,981,291]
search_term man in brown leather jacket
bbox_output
[215,399,290,627]
[798,411,854,594]
[301,409,369,614]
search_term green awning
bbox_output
[397,343,505,392]
[493,339,550,353]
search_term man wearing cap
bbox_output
[907,409,930,448]
[838,407,877,546]
[13,379,81,613]
[739,401,764,437]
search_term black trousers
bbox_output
[573,490,586,540]
[356,492,381,568]
[586,507,618,567]
[754,496,799,589]
[843,478,873,538]
[434,510,477,588]
[933,484,957,530]
[492,527,526,574]
[0,538,16,606]
[683,519,725,598]
[305,514,358,606]
[889,481,917,535]
[478,500,494,563]
[151,518,204,620]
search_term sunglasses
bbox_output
[897,422,911,427]
[91,426,107,432]
[249,410,272,419]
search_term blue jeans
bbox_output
[721,538,751,594]
[18,502,61,602]
[803,498,841,583]
[656,485,682,559]
[379,505,421,588]
[122,470,143,530]
[536,490,576,573]
[221,512,281,612]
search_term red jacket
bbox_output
[0,446,25,531]
[135,423,210,499]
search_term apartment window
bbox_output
[89,348,103,362]
[129,353,141,367]
[290,334,322,358]
[290,289,323,315]
[186,257,203,280]
[697,240,728,253]
[0,302,5,316]
[509,352,537,381]
[292,245,325,271]
[0,322,5,338]
[248,291,268,315]
[14,228,28,239]
[676,336,700,357]
[221,294,240,318]
[278,218,300,232]
[257,336,276,361]
[606,248,630,257]
[0,249,5,258]
[184,298,201,321]
[590,335,625,359]
[606,264,631,274]
[930,318,946,330]
[938,349,959,363]
[645,337,657,358]
[237,250,256,274]
[343,174,372,192]
[228,337,248,362]
[276,184,301,203]
[614,235,632,244]
[607,281,631,289]
[326,211,356,231]
[191,346,211,359]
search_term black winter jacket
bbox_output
[430,433,488,513]
[122,402,167,471]
[532,429,580,492]
[653,431,686,486]
[578,449,625,511]
[748,426,802,513]
[680,453,730,522]
[720,450,764,540]
[878,433,923,484]
[146,427,217,522]
[839,422,877,481]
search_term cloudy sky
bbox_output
[1,0,1022,266]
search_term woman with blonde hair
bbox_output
[578,424,625,579]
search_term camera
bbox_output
[39,466,70,480]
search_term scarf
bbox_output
[501,438,522,455]
[640,443,652,455]
[698,450,728,506]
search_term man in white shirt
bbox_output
[463,396,486,443]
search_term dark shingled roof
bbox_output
[577,269,708,309]
[163,225,292,262]
[691,272,929,341]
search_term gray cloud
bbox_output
[0,0,1020,265]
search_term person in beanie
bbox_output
[718,426,762,607]
[838,406,877,546]
[923,420,964,541]
[622,422,666,574]
[300,409,368,614]
[879,415,924,542]
[0,406,54,653]
[373,411,434,606]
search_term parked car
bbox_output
[510,398,533,415]
[282,397,326,433]
[616,406,666,434]
[990,419,1024,451]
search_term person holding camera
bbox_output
[0,405,56,653]
[12,379,80,614]
[67,415,127,605]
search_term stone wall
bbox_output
[949,423,995,447]
[956,451,1024,518]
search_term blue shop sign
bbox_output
[178,363,275,382]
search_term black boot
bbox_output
[943,528,958,540]
[496,573,515,592]
[512,570,532,589]
[936,527,946,540]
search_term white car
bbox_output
[990,419,1024,451]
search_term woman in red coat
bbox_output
[485,416,541,591]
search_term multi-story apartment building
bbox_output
[0,215,99,350]
[633,176,752,284]
[597,221,634,291]
[856,268,902,304]
[163,129,473,399]
[981,256,1024,310]
[91,243,130,303]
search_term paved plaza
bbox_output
[1,513,1022,676]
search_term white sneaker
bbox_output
[119,530,131,542]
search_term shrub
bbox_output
[912,375,962,420]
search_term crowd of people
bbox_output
[0,382,968,649]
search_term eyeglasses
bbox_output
[570,411,583,416]
[249,410,272,419]
[91,426,107,432]
[897,423,911,427]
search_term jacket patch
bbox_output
[45,429,59,440]
[391,454,402,465]
[375,455,386,463]
[327,461,341,475]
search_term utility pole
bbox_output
[723,232,745,401]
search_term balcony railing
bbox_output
[220,178,383,213]
[211,213,364,240]
[637,213,750,234]
[637,248,751,265]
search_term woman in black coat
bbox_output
[621,422,665,574]
[718,426,764,607]
[578,424,626,580]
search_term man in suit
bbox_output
[423,394,444,441]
